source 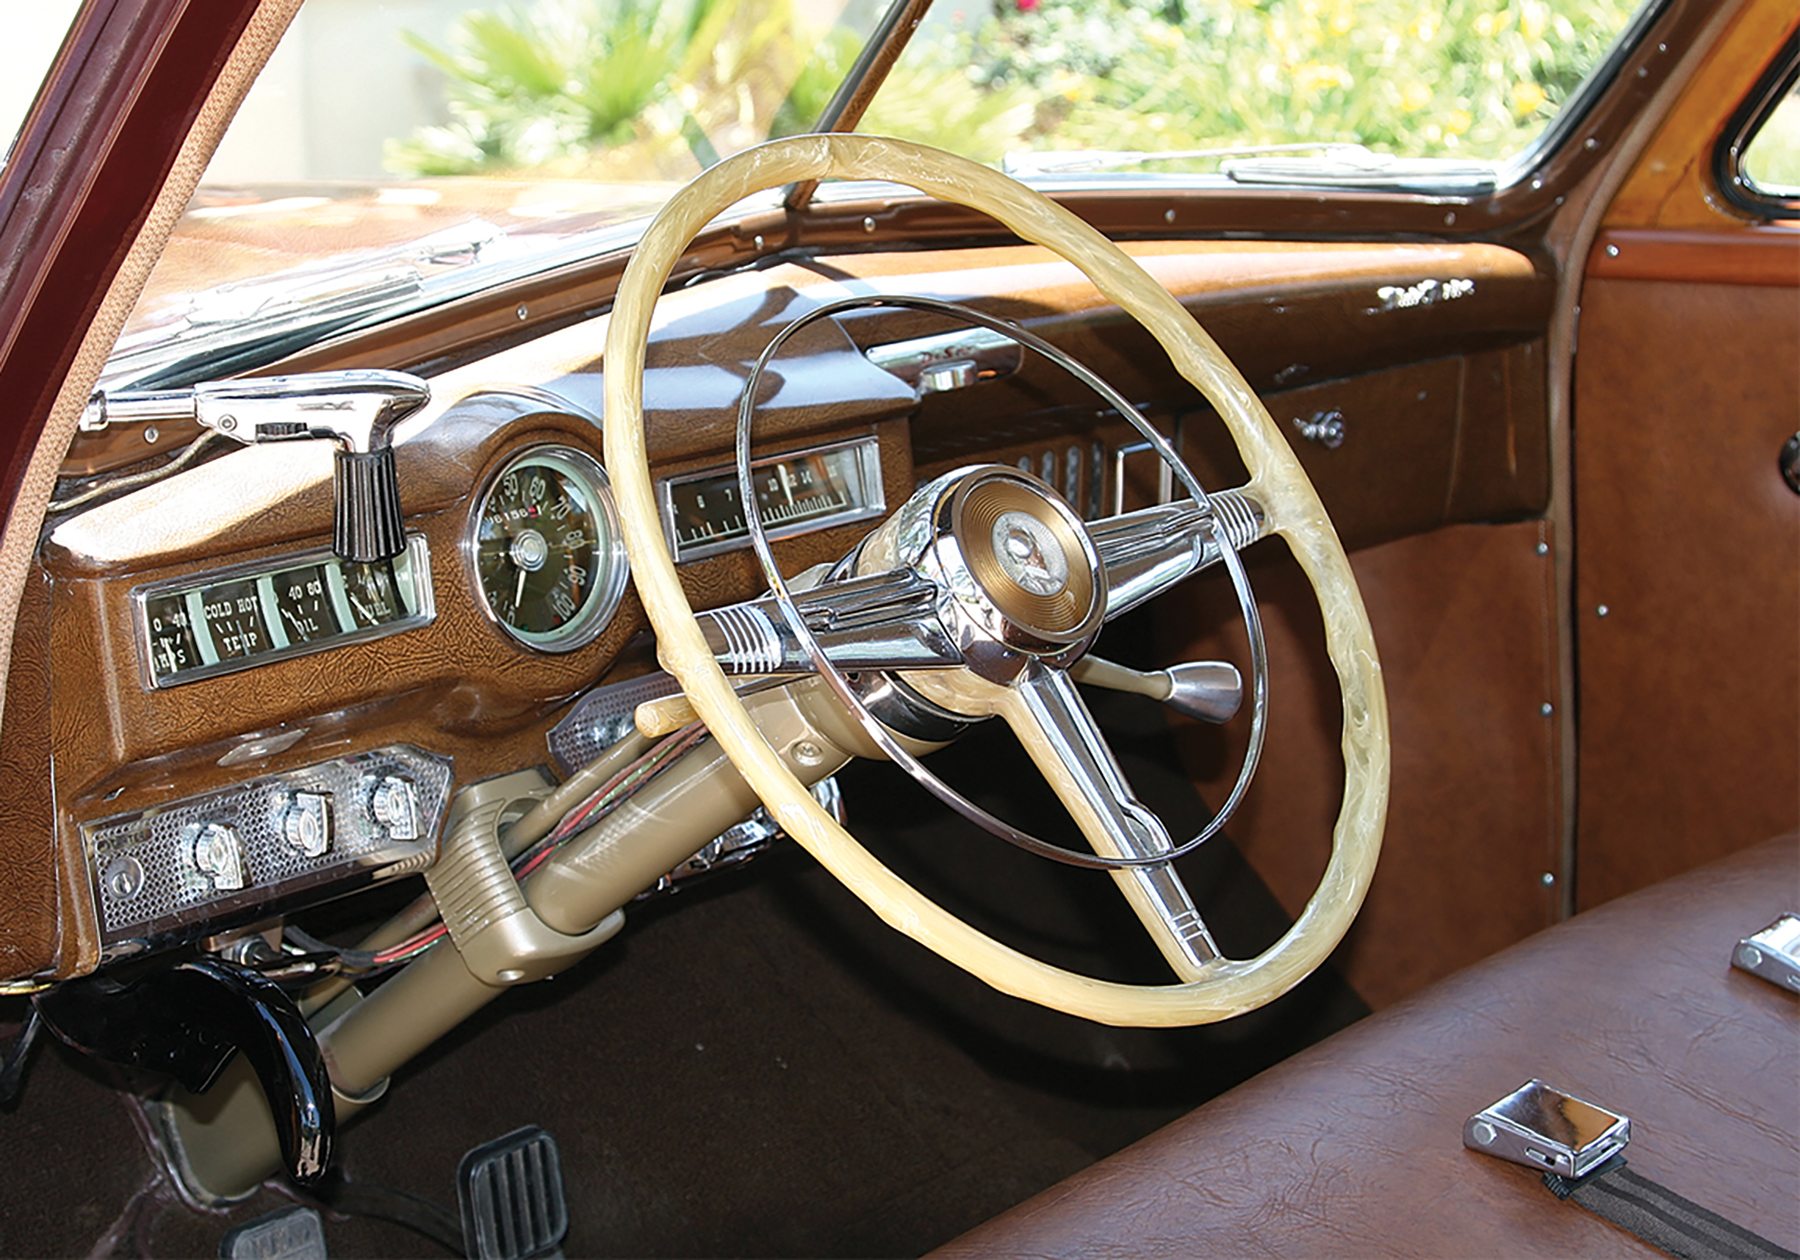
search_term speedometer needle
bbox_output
[514,564,528,611]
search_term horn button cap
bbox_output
[920,468,1107,676]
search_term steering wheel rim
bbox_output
[602,134,1389,1027]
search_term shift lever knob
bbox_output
[1069,654,1243,723]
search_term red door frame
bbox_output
[0,0,261,521]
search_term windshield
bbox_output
[871,0,1651,176]
[115,0,891,384]
[116,0,1656,385]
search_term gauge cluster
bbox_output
[133,536,433,689]
[469,444,629,653]
[657,435,886,562]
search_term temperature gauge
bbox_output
[199,578,270,659]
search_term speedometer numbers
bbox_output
[470,446,628,653]
[657,436,886,562]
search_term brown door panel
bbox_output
[1160,520,1562,1009]
[1573,268,1800,909]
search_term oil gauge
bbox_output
[470,445,628,653]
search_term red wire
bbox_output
[359,723,708,970]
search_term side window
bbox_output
[1742,84,1800,198]
[1719,36,1800,216]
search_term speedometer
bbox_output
[470,445,628,653]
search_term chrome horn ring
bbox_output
[734,294,1268,871]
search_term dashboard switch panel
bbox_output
[81,745,453,961]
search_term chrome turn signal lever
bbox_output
[81,370,430,562]
[1069,655,1244,723]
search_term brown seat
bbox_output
[935,835,1800,1258]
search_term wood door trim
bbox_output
[1587,225,1800,285]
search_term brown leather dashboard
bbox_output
[4,238,1553,980]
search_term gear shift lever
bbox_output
[81,369,430,562]
[1069,655,1244,723]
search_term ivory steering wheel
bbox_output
[602,135,1388,1027]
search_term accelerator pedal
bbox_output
[219,1206,327,1260]
[457,1126,568,1260]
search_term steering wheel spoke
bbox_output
[1089,486,1267,621]
[998,663,1222,979]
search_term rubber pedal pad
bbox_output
[219,1205,327,1260]
[456,1125,569,1260]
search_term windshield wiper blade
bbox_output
[1002,141,1496,192]
[1221,147,1497,191]
[1002,141,1341,178]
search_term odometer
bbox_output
[470,445,627,653]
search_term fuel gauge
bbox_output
[341,560,405,629]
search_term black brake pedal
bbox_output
[457,1126,568,1260]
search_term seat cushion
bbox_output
[935,836,1800,1258]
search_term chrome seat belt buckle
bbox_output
[1732,914,1800,993]
[1464,1080,1631,1178]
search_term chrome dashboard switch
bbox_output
[279,792,333,859]
[369,775,423,841]
[183,822,247,892]
[1733,913,1800,992]
[82,370,429,563]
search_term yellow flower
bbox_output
[1401,82,1432,112]
[1295,62,1353,95]
[1447,108,1473,134]
[1051,69,1086,103]
[1520,1,1545,39]
[1412,14,1438,42]
[1330,6,1354,34]
[1473,13,1495,37]
[1512,80,1546,116]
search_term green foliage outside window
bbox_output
[387,0,1643,180]
[1743,86,1800,193]
[910,0,1640,162]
